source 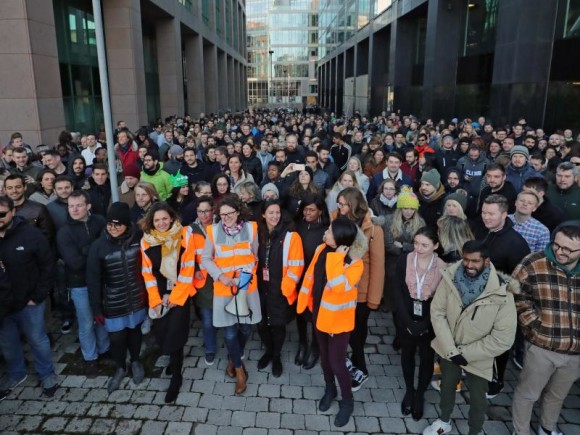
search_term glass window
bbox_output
[461,0,499,57]
[564,0,580,38]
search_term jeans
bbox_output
[223,323,252,368]
[199,307,217,354]
[0,301,55,382]
[70,287,110,361]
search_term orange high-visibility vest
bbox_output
[297,244,363,334]
[187,226,208,293]
[206,221,258,297]
[280,232,305,305]
[140,227,196,308]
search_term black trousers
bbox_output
[399,331,435,394]
[348,302,370,374]
[257,322,286,358]
[109,326,142,370]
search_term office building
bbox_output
[0,0,247,146]
[318,0,580,131]
[246,0,335,108]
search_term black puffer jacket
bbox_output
[482,218,531,274]
[295,218,327,268]
[87,225,147,318]
[0,216,55,314]
[57,214,106,288]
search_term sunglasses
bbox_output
[0,211,10,218]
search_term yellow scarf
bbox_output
[143,222,183,284]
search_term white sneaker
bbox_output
[538,426,564,435]
[141,317,152,335]
[422,419,452,435]
[345,357,355,374]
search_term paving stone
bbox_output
[0,399,23,414]
[208,409,232,425]
[64,417,94,433]
[16,415,43,431]
[363,401,389,417]
[89,418,117,434]
[166,421,194,434]
[60,375,86,388]
[111,403,137,418]
[190,379,216,393]
[108,389,133,402]
[483,420,511,435]
[199,393,226,409]
[64,387,90,401]
[354,416,381,432]
[84,388,109,402]
[87,403,114,417]
[221,395,247,410]
[293,398,317,414]
[142,420,168,434]
[305,414,331,431]
[380,417,407,434]
[158,405,185,421]
[63,402,92,416]
[245,396,269,412]
[114,419,142,434]
[280,385,302,398]
[241,429,267,435]
[19,399,46,415]
[42,416,69,432]
[182,406,209,422]
[255,411,281,429]
[280,413,305,430]
[258,383,280,397]
[231,410,256,427]
[133,404,161,419]
[302,386,324,400]
[269,398,293,413]
[192,421,218,434]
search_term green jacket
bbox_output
[140,163,173,200]
[430,261,518,381]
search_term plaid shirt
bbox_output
[513,252,580,354]
[509,214,550,253]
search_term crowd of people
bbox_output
[0,110,579,433]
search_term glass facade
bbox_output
[53,0,103,134]
[142,23,161,124]
[247,0,322,106]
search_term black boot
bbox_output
[272,356,283,377]
[295,342,307,365]
[257,323,273,370]
[257,352,272,369]
[319,382,337,412]
[412,391,424,421]
[401,390,414,416]
[164,374,183,403]
[302,341,319,370]
[334,398,354,427]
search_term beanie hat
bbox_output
[421,168,441,190]
[397,192,420,210]
[106,202,131,227]
[169,145,184,159]
[510,145,529,159]
[445,191,468,212]
[170,170,189,188]
[124,164,141,180]
[261,183,279,199]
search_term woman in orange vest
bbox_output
[140,201,196,403]
[297,217,367,428]
[188,196,218,366]
[332,187,385,391]
[201,195,262,395]
[256,200,304,378]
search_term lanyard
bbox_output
[264,238,271,269]
[414,253,434,300]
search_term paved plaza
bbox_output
[1,310,579,434]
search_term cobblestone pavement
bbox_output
[1,310,579,434]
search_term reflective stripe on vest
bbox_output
[320,300,357,312]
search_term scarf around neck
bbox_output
[223,220,245,237]
[380,194,398,208]
[453,264,490,307]
[143,222,183,283]
[405,252,444,301]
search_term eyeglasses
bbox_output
[197,209,212,215]
[219,210,238,219]
[337,202,349,208]
[552,242,580,256]
[107,222,124,229]
[383,187,397,191]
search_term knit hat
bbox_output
[170,170,188,188]
[106,202,131,227]
[397,192,420,210]
[445,191,468,212]
[510,145,529,159]
[261,183,279,199]
[421,168,441,190]
[169,145,184,158]
[124,164,141,180]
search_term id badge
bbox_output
[413,300,423,317]
[167,279,174,291]
[262,268,270,281]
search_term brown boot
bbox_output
[234,367,247,394]
[226,359,235,378]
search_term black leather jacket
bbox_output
[87,225,147,318]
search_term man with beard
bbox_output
[512,223,580,435]
[181,148,207,186]
[87,164,112,217]
[474,164,517,223]
[423,240,516,435]
[546,162,580,220]
[140,151,173,200]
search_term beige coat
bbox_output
[430,262,518,381]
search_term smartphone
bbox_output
[294,164,305,171]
